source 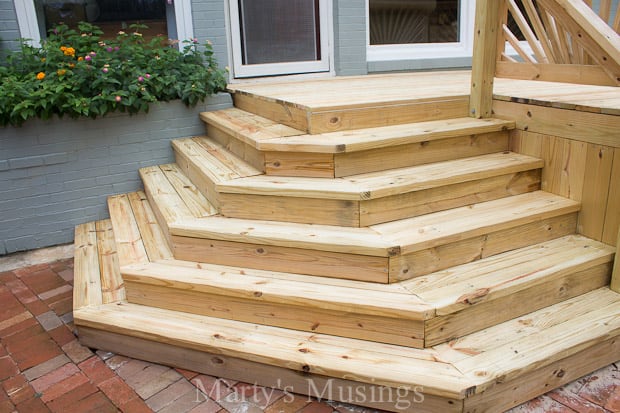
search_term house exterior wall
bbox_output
[0,94,232,255]
[333,0,368,76]
[0,0,19,57]
[192,0,229,72]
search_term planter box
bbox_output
[0,94,232,255]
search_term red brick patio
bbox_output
[0,253,618,413]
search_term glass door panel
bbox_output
[230,0,330,78]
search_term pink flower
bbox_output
[138,76,144,82]
[102,68,108,73]
[85,55,91,61]
[106,47,113,52]
[145,73,151,79]
[115,96,121,102]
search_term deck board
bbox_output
[229,71,620,116]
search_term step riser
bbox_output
[233,93,470,134]
[425,261,612,347]
[170,213,577,283]
[218,170,542,227]
[334,132,510,178]
[234,131,511,178]
[171,235,391,283]
[462,337,620,413]
[390,213,578,283]
[123,281,426,348]
[77,326,463,412]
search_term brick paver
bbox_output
[0,256,617,413]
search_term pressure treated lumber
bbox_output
[125,191,174,262]
[218,152,543,226]
[203,110,515,154]
[75,303,472,399]
[470,0,501,118]
[95,220,125,304]
[121,261,431,347]
[169,191,579,282]
[407,235,614,345]
[73,222,103,309]
[77,328,462,413]
[200,108,304,147]
[73,286,620,404]
[121,235,613,347]
[107,194,149,265]
[612,229,620,293]
[263,119,512,153]
[493,100,620,148]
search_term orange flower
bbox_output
[57,69,66,76]
[36,72,46,80]
[41,57,46,62]
[78,56,84,61]
[60,46,67,51]
[68,63,75,68]
[63,47,76,57]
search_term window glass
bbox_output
[369,0,460,45]
[33,0,170,39]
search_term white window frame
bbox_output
[14,0,194,45]
[366,0,476,62]
[228,0,331,78]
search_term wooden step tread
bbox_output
[372,191,580,254]
[122,235,612,319]
[171,191,578,257]
[121,261,433,320]
[172,137,262,185]
[120,234,613,347]
[74,286,620,400]
[200,108,305,147]
[202,106,514,154]
[404,235,615,315]
[218,152,543,200]
[256,118,516,154]
[108,192,173,263]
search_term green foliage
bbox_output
[0,23,228,126]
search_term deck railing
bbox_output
[469,0,620,118]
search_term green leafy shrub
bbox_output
[0,23,228,126]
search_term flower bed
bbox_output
[0,22,227,126]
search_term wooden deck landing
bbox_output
[229,70,620,120]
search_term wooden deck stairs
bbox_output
[73,75,620,413]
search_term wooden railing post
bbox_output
[470,0,501,118]
[612,229,620,294]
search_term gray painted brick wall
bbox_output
[0,94,232,255]
[192,0,230,73]
[333,0,367,76]
[0,0,20,56]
